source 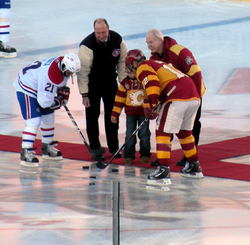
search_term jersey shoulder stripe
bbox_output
[169,44,185,56]
[48,57,64,85]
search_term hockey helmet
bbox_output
[60,53,81,74]
[125,49,145,73]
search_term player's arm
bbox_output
[117,39,128,83]
[77,45,93,97]
[111,83,126,123]
[178,48,205,97]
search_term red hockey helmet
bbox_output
[125,49,145,73]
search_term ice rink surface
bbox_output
[0,0,250,244]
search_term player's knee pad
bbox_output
[156,130,172,145]
[0,9,11,19]
[176,130,192,140]
[41,113,54,126]
[24,117,41,129]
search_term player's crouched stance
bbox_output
[13,53,81,167]
[124,49,204,187]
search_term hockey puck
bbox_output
[82,166,89,171]
[109,168,118,172]
[89,182,95,186]
[89,175,97,179]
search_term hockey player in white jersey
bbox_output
[13,53,81,167]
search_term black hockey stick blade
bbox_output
[64,105,106,155]
[96,161,108,169]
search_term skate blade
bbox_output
[19,169,38,174]
[42,155,63,161]
[146,185,170,192]
[20,161,39,168]
[0,52,17,58]
[181,172,204,179]
[147,178,172,186]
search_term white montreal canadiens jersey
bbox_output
[13,56,69,108]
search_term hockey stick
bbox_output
[96,86,176,169]
[63,105,106,155]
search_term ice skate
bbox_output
[181,161,204,179]
[41,141,63,160]
[147,166,172,186]
[20,148,39,167]
[0,41,17,58]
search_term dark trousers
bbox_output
[124,115,151,159]
[193,98,202,147]
[86,88,119,152]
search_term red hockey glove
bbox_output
[144,107,158,120]
[57,86,70,105]
[50,97,63,110]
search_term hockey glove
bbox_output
[144,107,158,120]
[57,86,70,105]
[50,96,63,110]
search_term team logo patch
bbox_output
[112,49,121,57]
[185,56,193,65]
[125,83,130,90]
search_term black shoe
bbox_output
[150,159,160,166]
[181,161,204,178]
[176,156,188,166]
[92,154,105,161]
[110,150,122,158]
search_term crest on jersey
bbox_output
[185,56,193,65]
[125,83,130,90]
[129,90,145,106]
[112,49,121,57]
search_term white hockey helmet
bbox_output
[60,53,81,73]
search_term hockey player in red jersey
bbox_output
[13,53,81,167]
[146,28,206,167]
[125,49,204,185]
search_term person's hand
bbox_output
[144,107,158,120]
[57,86,70,105]
[50,97,63,110]
[82,97,90,108]
[111,117,118,123]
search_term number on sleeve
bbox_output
[22,61,42,75]
[162,64,185,79]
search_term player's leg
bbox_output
[123,115,137,166]
[40,109,63,160]
[176,98,202,166]
[147,102,178,186]
[138,115,151,164]
[16,92,41,167]
[176,100,203,178]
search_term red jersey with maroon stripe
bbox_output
[136,60,200,107]
[111,76,146,118]
[150,36,205,97]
